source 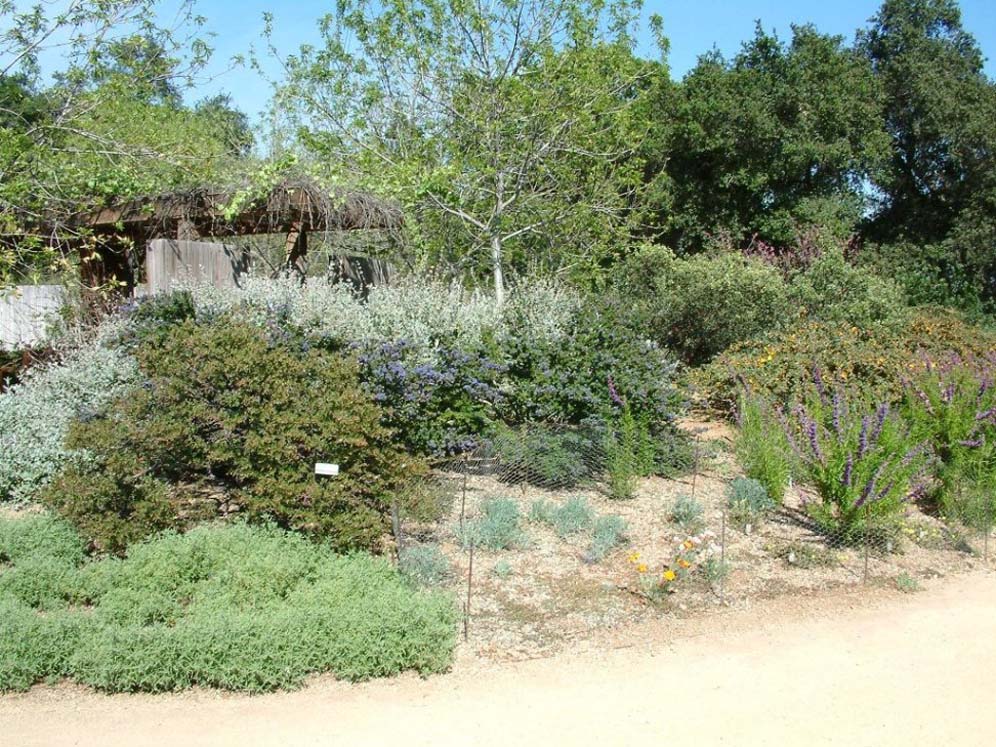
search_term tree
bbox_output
[859,0,996,312]
[271,0,656,301]
[642,23,887,253]
[0,0,250,290]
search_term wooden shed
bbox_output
[64,177,402,293]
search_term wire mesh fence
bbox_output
[389,424,993,653]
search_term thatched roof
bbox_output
[68,177,403,239]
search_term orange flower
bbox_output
[677,559,691,569]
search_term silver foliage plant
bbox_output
[182,275,580,353]
[0,343,139,503]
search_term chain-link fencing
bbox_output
[388,424,993,656]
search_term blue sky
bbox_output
[170,0,996,119]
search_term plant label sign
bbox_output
[314,462,340,477]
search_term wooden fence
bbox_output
[0,285,64,350]
[145,239,248,294]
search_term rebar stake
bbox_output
[463,543,475,642]
[863,505,870,585]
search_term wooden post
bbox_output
[284,221,308,280]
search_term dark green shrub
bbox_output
[41,318,426,553]
[119,290,196,347]
[497,296,687,459]
[354,340,503,456]
[0,519,457,693]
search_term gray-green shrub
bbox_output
[398,544,452,587]
[585,515,628,562]
[0,345,138,502]
[530,496,594,538]
[0,518,457,693]
[459,498,526,551]
[671,494,705,529]
[726,477,777,529]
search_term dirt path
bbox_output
[2,571,995,746]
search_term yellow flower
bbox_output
[627,552,641,564]
[637,563,648,573]
[662,569,677,582]
[683,540,694,550]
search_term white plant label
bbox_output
[314,463,340,476]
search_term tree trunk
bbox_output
[491,233,505,306]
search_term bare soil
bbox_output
[2,570,994,746]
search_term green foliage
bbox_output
[859,0,996,315]
[788,249,906,327]
[697,310,996,414]
[498,296,686,436]
[616,245,907,366]
[398,544,452,588]
[459,498,526,551]
[735,396,793,503]
[530,496,594,538]
[0,519,457,692]
[491,559,513,579]
[0,344,139,503]
[670,495,704,530]
[276,0,652,293]
[895,572,920,593]
[788,389,933,543]
[618,247,791,365]
[603,403,657,500]
[641,24,887,252]
[119,291,196,347]
[495,427,593,490]
[901,358,996,525]
[41,318,424,554]
[585,515,629,563]
[726,477,777,530]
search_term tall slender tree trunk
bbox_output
[491,233,505,306]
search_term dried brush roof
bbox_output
[68,177,403,239]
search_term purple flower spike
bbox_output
[842,454,853,488]
[808,420,824,464]
[608,376,624,406]
[857,416,870,459]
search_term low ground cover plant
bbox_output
[398,544,452,587]
[585,514,628,562]
[670,494,705,530]
[530,496,595,538]
[459,497,527,551]
[0,517,457,693]
[727,477,777,531]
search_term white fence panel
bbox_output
[0,285,64,350]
